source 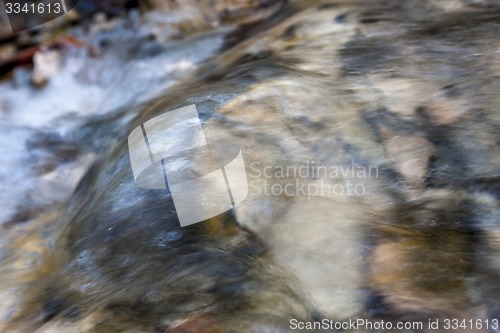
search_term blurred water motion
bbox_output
[1,1,500,332]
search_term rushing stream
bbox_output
[1,1,500,332]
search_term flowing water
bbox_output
[1,1,500,332]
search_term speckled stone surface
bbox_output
[1,1,500,332]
